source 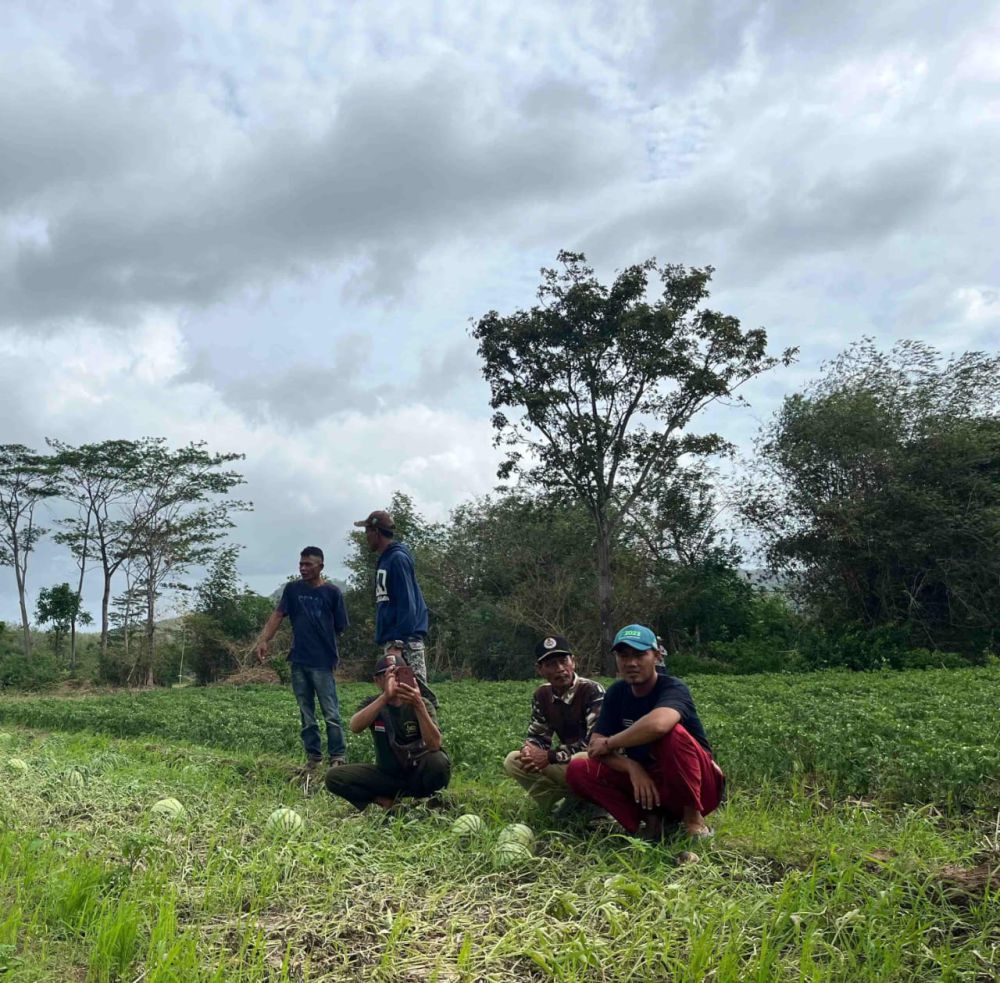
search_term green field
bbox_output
[1,668,998,981]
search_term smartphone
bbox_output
[394,665,417,690]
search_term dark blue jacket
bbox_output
[374,541,429,644]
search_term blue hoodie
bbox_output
[374,541,429,644]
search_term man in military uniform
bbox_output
[503,635,605,811]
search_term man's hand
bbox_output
[395,681,423,707]
[256,611,284,665]
[628,763,660,810]
[519,743,549,772]
[588,734,612,758]
[383,668,399,702]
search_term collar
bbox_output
[550,673,580,705]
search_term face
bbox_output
[614,645,658,685]
[364,525,379,552]
[299,554,323,581]
[538,653,575,688]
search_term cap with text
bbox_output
[612,624,658,652]
[354,510,395,532]
[534,634,573,662]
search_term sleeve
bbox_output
[583,681,605,739]
[652,683,694,725]
[332,587,349,634]
[548,682,605,764]
[387,554,420,636]
[525,691,553,751]
[276,583,293,615]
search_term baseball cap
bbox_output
[612,624,657,652]
[535,635,573,662]
[354,510,395,532]
[374,655,396,674]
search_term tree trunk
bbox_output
[100,570,112,661]
[70,530,89,672]
[596,525,616,675]
[13,544,31,657]
[144,578,156,687]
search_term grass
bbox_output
[0,667,998,980]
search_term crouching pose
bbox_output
[567,624,725,839]
[326,656,450,810]
[503,635,605,811]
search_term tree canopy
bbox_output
[744,339,1000,656]
[473,251,794,662]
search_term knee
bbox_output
[654,725,699,766]
[659,724,693,752]
[416,752,451,794]
[565,756,590,791]
[503,750,524,777]
[324,769,347,794]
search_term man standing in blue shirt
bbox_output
[257,546,349,774]
[353,509,430,683]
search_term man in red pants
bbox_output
[566,624,724,840]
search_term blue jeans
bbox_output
[290,664,346,761]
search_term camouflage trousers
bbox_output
[383,637,428,684]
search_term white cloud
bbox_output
[0,316,503,616]
[1,0,998,621]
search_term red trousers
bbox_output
[566,725,725,834]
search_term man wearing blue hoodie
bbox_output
[354,509,431,683]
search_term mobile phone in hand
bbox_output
[394,665,417,690]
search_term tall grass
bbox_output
[0,670,997,979]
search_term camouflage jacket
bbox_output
[526,675,605,765]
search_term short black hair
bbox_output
[300,546,324,562]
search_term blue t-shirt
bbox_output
[374,541,429,644]
[278,580,349,670]
[594,674,712,764]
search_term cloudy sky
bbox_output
[2,0,998,619]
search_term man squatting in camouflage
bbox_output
[503,635,605,811]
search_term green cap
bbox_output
[612,624,657,651]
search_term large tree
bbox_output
[46,438,148,666]
[0,445,60,655]
[743,339,1000,654]
[49,439,166,662]
[473,251,793,664]
[122,442,249,685]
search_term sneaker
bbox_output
[304,756,323,774]
[327,757,347,768]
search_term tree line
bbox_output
[0,439,247,686]
[3,253,997,687]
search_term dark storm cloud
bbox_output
[1,64,630,329]
[215,336,484,423]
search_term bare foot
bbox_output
[682,807,710,838]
